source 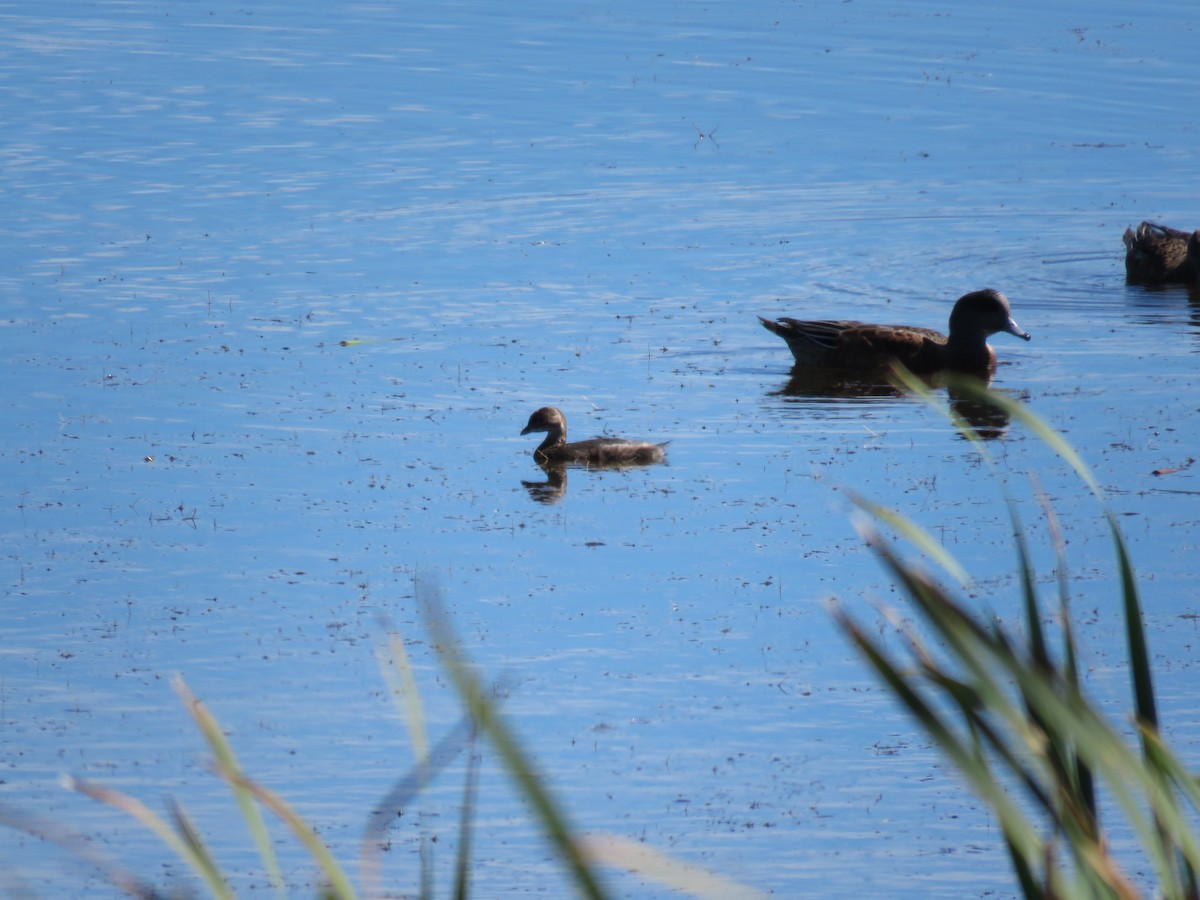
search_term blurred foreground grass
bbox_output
[4,581,765,899]
[834,372,1200,899]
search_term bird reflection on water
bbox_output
[522,465,568,504]
[770,368,1021,441]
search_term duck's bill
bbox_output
[1006,318,1032,341]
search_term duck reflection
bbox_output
[1124,280,1200,337]
[522,464,568,504]
[771,367,1018,441]
[945,382,1018,441]
[774,367,915,401]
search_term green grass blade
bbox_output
[1139,727,1200,896]
[213,765,358,900]
[922,579,1189,889]
[934,378,1156,719]
[892,371,1102,837]
[833,607,1055,881]
[174,677,285,896]
[961,382,1158,732]
[1029,475,1079,682]
[910,378,1160,741]
[850,525,1152,892]
[1140,726,1200,821]
[452,727,480,900]
[1000,491,1101,835]
[890,366,985,447]
[850,375,1198,894]
[844,491,971,587]
[1105,508,1158,730]
[370,620,446,900]
[414,577,612,899]
[938,378,1100,495]
[1030,475,1097,825]
[1014,680,1193,891]
[1006,496,1049,670]
[841,594,1149,895]
[165,799,226,889]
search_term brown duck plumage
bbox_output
[520,407,668,467]
[1123,221,1200,285]
[758,288,1030,375]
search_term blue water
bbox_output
[3,1,1199,897]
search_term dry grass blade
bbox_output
[65,777,232,899]
[578,834,769,900]
[376,627,430,778]
[0,801,162,899]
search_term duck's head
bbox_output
[521,406,567,437]
[950,289,1031,341]
[1188,230,1200,264]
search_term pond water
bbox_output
[3,1,1199,897]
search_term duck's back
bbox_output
[762,317,948,372]
[1124,222,1194,284]
[833,322,949,371]
[543,437,667,466]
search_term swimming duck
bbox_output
[759,289,1030,374]
[1123,221,1200,285]
[520,407,668,467]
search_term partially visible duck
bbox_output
[1123,221,1200,285]
[520,407,668,467]
[758,288,1030,374]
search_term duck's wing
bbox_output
[759,317,866,365]
[834,323,947,371]
[761,315,947,370]
[547,436,668,467]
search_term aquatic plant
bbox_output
[833,372,1200,899]
[4,582,764,899]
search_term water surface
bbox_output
[3,1,1199,896]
